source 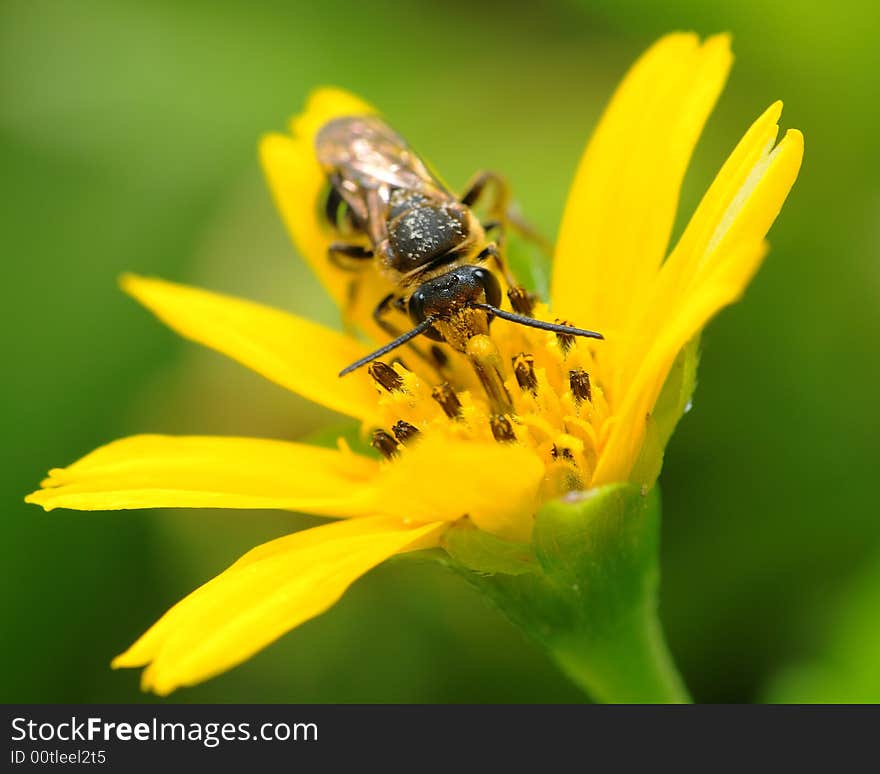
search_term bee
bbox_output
[315,114,602,382]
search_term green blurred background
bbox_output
[2,0,878,703]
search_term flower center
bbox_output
[365,302,610,501]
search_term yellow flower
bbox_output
[26,33,802,696]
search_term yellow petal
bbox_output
[608,105,800,403]
[112,515,446,695]
[696,127,805,287]
[26,434,381,516]
[121,274,379,421]
[596,119,804,484]
[551,33,733,334]
[374,433,545,542]
[657,101,786,296]
[260,88,398,342]
[25,432,543,540]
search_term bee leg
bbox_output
[476,243,535,317]
[374,294,424,351]
[461,171,509,214]
[373,293,403,339]
[373,294,446,373]
[460,171,510,245]
[328,242,373,271]
[328,244,373,332]
[481,219,503,239]
[461,170,552,257]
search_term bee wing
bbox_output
[316,115,448,197]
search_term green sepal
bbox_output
[429,483,689,703]
[442,519,538,576]
[630,337,700,487]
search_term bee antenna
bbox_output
[469,302,604,341]
[339,317,438,377]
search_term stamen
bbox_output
[555,320,576,355]
[507,286,535,316]
[371,429,399,459]
[569,368,592,404]
[432,382,462,419]
[512,353,538,395]
[490,415,517,443]
[392,420,420,444]
[369,361,404,392]
[551,444,575,463]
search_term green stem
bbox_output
[440,483,692,704]
[550,607,691,704]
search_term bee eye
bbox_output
[407,288,444,341]
[472,267,502,309]
[409,288,428,324]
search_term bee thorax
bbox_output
[386,203,468,273]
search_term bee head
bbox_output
[408,266,502,339]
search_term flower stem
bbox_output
[441,482,691,704]
[550,607,691,704]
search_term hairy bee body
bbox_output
[316,115,488,286]
[314,113,601,379]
